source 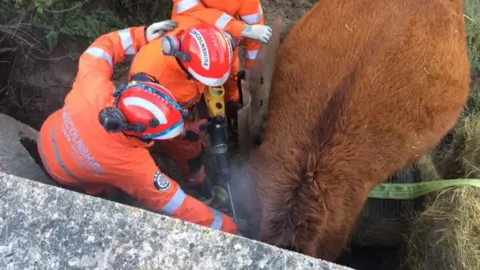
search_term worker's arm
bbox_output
[172,0,246,40]
[75,21,177,82]
[125,154,239,235]
[75,27,148,83]
[239,0,266,69]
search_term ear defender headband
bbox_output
[98,75,190,136]
[162,34,191,62]
[130,72,160,84]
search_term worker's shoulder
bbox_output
[201,0,242,12]
[137,38,166,63]
[130,38,169,78]
[174,15,204,29]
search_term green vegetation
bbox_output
[106,0,172,27]
[0,0,171,50]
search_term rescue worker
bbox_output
[170,0,272,142]
[171,0,271,69]
[128,16,237,206]
[36,20,238,235]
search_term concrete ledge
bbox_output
[0,114,52,185]
[0,172,353,269]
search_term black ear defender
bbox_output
[98,107,147,134]
[162,35,191,62]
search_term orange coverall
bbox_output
[171,0,265,69]
[37,26,238,234]
[128,15,239,183]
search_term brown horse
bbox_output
[246,0,471,261]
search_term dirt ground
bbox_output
[0,37,133,130]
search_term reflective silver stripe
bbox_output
[51,126,83,182]
[84,47,113,68]
[210,209,224,230]
[118,28,135,55]
[215,13,233,30]
[245,50,258,60]
[176,0,201,13]
[241,3,263,24]
[37,132,64,183]
[162,187,188,215]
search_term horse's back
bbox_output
[265,0,470,179]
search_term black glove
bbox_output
[182,118,210,142]
[226,101,240,122]
[225,101,241,142]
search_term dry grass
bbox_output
[454,114,480,179]
[406,187,480,270]
[405,93,480,269]
[413,154,442,182]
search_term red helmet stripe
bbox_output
[122,97,168,124]
[187,66,230,86]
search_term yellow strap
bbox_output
[368,179,480,200]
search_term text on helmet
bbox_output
[190,29,210,70]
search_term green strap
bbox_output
[368,179,480,200]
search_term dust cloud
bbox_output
[229,152,265,240]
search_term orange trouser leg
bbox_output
[224,49,241,103]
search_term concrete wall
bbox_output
[0,113,354,269]
[0,172,353,269]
